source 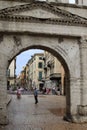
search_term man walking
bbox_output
[34,88,38,104]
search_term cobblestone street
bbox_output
[1,95,87,130]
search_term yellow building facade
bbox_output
[28,53,44,90]
[7,59,16,89]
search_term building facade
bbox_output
[7,59,16,89]
[43,51,65,94]
[28,53,44,90]
[20,67,26,89]
[16,66,29,90]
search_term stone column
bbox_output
[78,36,87,121]
[0,53,8,124]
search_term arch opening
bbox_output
[7,44,71,120]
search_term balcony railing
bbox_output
[50,73,61,80]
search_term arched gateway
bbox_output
[0,0,87,124]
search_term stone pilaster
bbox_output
[0,53,8,124]
[79,36,87,105]
[77,36,87,121]
[64,76,81,122]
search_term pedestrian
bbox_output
[17,87,21,99]
[33,87,38,104]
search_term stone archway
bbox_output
[0,34,81,124]
[0,0,87,124]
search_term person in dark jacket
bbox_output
[34,88,38,104]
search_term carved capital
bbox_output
[80,36,87,48]
[13,36,21,46]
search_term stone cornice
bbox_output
[0,14,87,27]
[0,2,87,27]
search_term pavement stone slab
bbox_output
[1,95,87,130]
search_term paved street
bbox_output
[0,95,87,130]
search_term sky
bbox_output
[69,0,75,3]
[16,0,75,76]
[16,49,44,75]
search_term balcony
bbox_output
[50,73,61,80]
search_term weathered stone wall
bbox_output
[0,52,8,124]
[59,5,87,18]
[83,1,87,6]
[0,0,26,10]
[0,34,81,123]
[0,21,87,37]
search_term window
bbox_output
[38,71,42,80]
[39,57,42,60]
[38,62,43,68]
